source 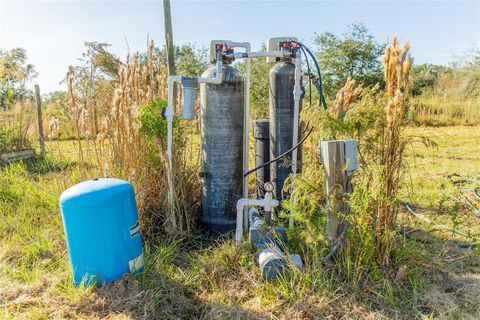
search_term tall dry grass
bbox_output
[66,40,198,236]
[411,63,480,126]
[0,101,35,154]
[293,36,413,269]
[376,36,412,264]
[412,92,480,126]
[331,78,365,118]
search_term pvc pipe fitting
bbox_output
[235,194,279,245]
[181,77,198,120]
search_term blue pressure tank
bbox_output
[60,178,144,286]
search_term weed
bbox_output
[65,40,200,236]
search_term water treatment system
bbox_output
[56,38,360,285]
[165,37,355,279]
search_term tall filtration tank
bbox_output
[269,61,301,200]
[200,64,244,233]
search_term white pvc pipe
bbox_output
[197,57,223,85]
[226,51,289,60]
[225,41,250,48]
[235,191,279,245]
[289,54,302,228]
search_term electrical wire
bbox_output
[292,41,317,107]
[322,221,350,262]
[243,126,314,178]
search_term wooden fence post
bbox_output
[34,84,45,157]
[319,140,357,247]
[322,141,347,244]
[163,0,177,110]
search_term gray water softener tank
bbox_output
[269,61,301,200]
[200,64,244,234]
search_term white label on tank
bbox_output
[129,252,144,272]
[129,222,141,237]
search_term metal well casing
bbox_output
[200,65,244,233]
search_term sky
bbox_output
[1,0,479,94]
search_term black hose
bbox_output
[243,126,314,178]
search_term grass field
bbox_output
[0,126,479,319]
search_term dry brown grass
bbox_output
[329,78,380,123]
[331,78,362,118]
[65,39,198,236]
[376,36,413,264]
[0,101,35,154]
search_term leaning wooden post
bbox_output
[163,0,177,111]
[318,140,358,246]
[34,84,45,157]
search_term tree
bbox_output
[410,63,451,96]
[233,43,271,118]
[66,42,120,135]
[248,56,271,118]
[136,43,208,77]
[0,48,37,110]
[173,44,208,76]
[314,23,384,98]
[450,47,480,71]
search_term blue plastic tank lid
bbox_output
[60,178,133,208]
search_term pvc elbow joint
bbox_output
[236,198,248,211]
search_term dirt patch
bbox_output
[423,273,480,319]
